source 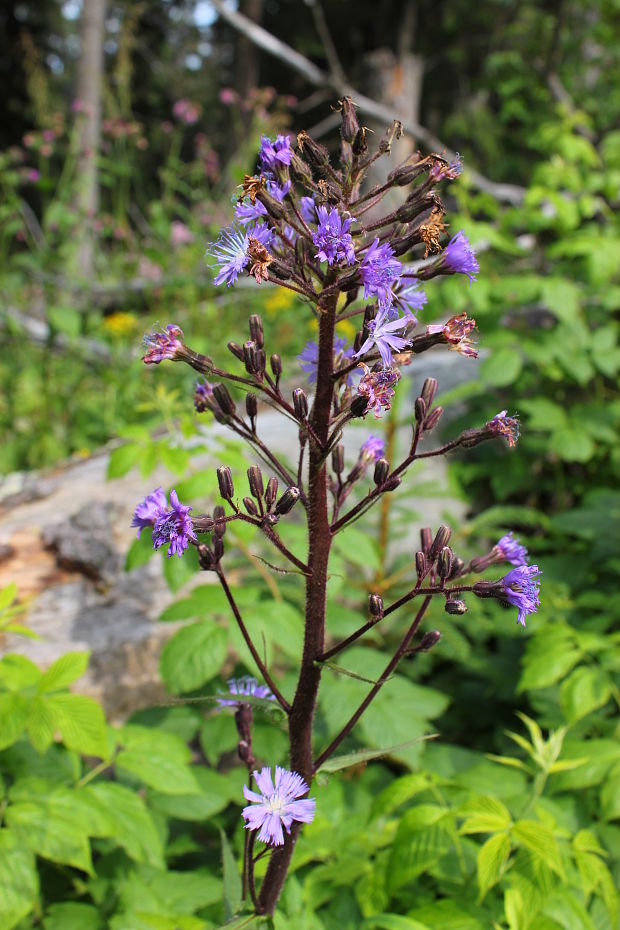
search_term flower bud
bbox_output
[243,496,259,516]
[270,353,282,383]
[213,383,236,416]
[350,395,370,417]
[213,537,225,561]
[445,599,468,615]
[418,629,442,651]
[420,377,438,408]
[255,348,266,376]
[228,341,245,362]
[332,445,345,474]
[339,96,359,143]
[213,504,226,526]
[415,550,427,577]
[293,387,309,420]
[297,131,330,168]
[387,155,427,187]
[448,556,465,579]
[420,528,433,554]
[243,340,258,374]
[245,393,258,427]
[423,406,444,432]
[247,465,264,500]
[255,189,287,220]
[430,525,451,560]
[248,314,264,348]
[414,397,426,423]
[437,546,454,579]
[368,593,384,619]
[374,458,390,485]
[275,486,301,515]
[289,151,313,185]
[197,544,215,571]
[217,466,234,501]
[384,475,401,492]
[352,126,369,157]
[265,477,278,510]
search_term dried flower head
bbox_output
[487,410,520,447]
[357,363,401,417]
[142,324,185,364]
[420,207,447,258]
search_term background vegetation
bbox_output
[0,0,619,927]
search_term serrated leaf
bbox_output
[512,820,564,877]
[85,782,164,867]
[26,696,56,753]
[477,833,511,900]
[0,829,39,930]
[0,654,41,690]
[318,737,436,773]
[46,693,110,758]
[460,796,512,834]
[116,748,200,795]
[0,693,29,750]
[38,652,90,692]
[160,622,228,693]
[5,799,93,872]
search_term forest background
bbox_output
[0,1,619,929]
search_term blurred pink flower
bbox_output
[219,87,237,106]
[173,99,201,125]
[139,257,163,282]
[170,221,195,246]
[40,144,53,157]
[27,168,40,183]
[42,129,56,143]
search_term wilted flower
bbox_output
[312,205,356,265]
[142,324,185,364]
[487,410,520,447]
[242,766,316,846]
[430,154,463,181]
[426,313,477,358]
[217,676,275,707]
[357,363,401,417]
[442,230,479,281]
[207,224,272,287]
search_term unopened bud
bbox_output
[293,388,309,420]
[247,465,264,500]
[449,556,465,579]
[387,155,426,187]
[228,341,245,362]
[270,354,282,383]
[248,314,264,348]
[374,458,390,485]
[289,151,313,185]
[197,544,215,571]
[213,504,226,529]
[423,406,444,431]
[437,546,454,579]
[243,340,258,374]
[243,496,259,516]
[332,445,345,474]
[339,96,359,143]
[245,393,258,426]
[384,475,401,492]
[415,550,427,577]
[265,477,278,510]
[418,629,442,651]
[297,131,330,168]
[421,377,438,408]
[353,331,365,353]
[414,397,427,423]
[368,593,384,619]
[352,125,369,157]
[213,383,236,416]
[350,395,369,417]
[255,189,286,220]
[213,537,225,561]
[420,528,433,554]
[275,486,301,515]
[217,466,234,501]
[445,599,468,615]
[430,525,451,559]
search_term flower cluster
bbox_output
[502,564,542,626]
[132,488,196,557]
[217,676,275,708]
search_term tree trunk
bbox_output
[74,0,106,279]
[234,0,263,130]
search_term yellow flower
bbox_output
[102,311,137,337]
[264,289,296,316]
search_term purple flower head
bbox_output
[242,766,316,846]
[258,134,293,173]
[131,487,168,537]
[312,205,356,266]
[496,532,529,567]
[359,238,403,309]
[487,410,520,448]
[150,489,197,558]
[300,195,317,224]
[234,198,267,225]
[355,309,410,367]
[298,337,354,384]
[217,676,275,708]
[142,324,185,364]
[394,276,427,319]
[194,379,214,413]
[360,435,385,464]
[442,230,479,282]
[426,313,478,358]
[501,564,542,626]
[207,225,250,286]
[267,179,291,202]
[430,154,463,182]
[357,363,401,418]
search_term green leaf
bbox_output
[0,654,41,691]
[387,805,454,892]
[26,695,56,753]
[481,347,523,386]
[0,829,39,930]
[160,622,228,693]
[221,830,242,920]
[512,820,564,877]
[149,766,233,821]
[85,782,164,867]
[48,305,81,338]
[318,737,435,774]
[560,667,612,723]
[540,278,580,322]
[363,916,432,930]
[5,799,93,872]
[116,748,200,795]
[477,833,511,900]
[38,651,90,692]
[550,427,595,462]
[107,443,141,479]
[125,532,157,571]
[0,693,29,750]
[46,693,110,758]
[43,902,104,930]
[459,796,512,834]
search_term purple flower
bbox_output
[442,230,479,282]
[312,205,356,265]
[131,487,168,537]
[207,225,250,286]
[259,134,293,173]
[142,324,185,364]
[194,380,214,412]
[242,766,316,846]
[496,532,529,567]
[487,410,520,448]
[355,309,410,367]
[426,313,478,358]
[430,155,463,181]
[217,676,275,708]
[357,363,401,418]
[234,198,267,225]
[360,435,385,463]
[359,239,403,309]
[300,196,317,224]
[151,489,197,558]
[502,564,542,626]
[394,276,427,318]
[298,337,354,384]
